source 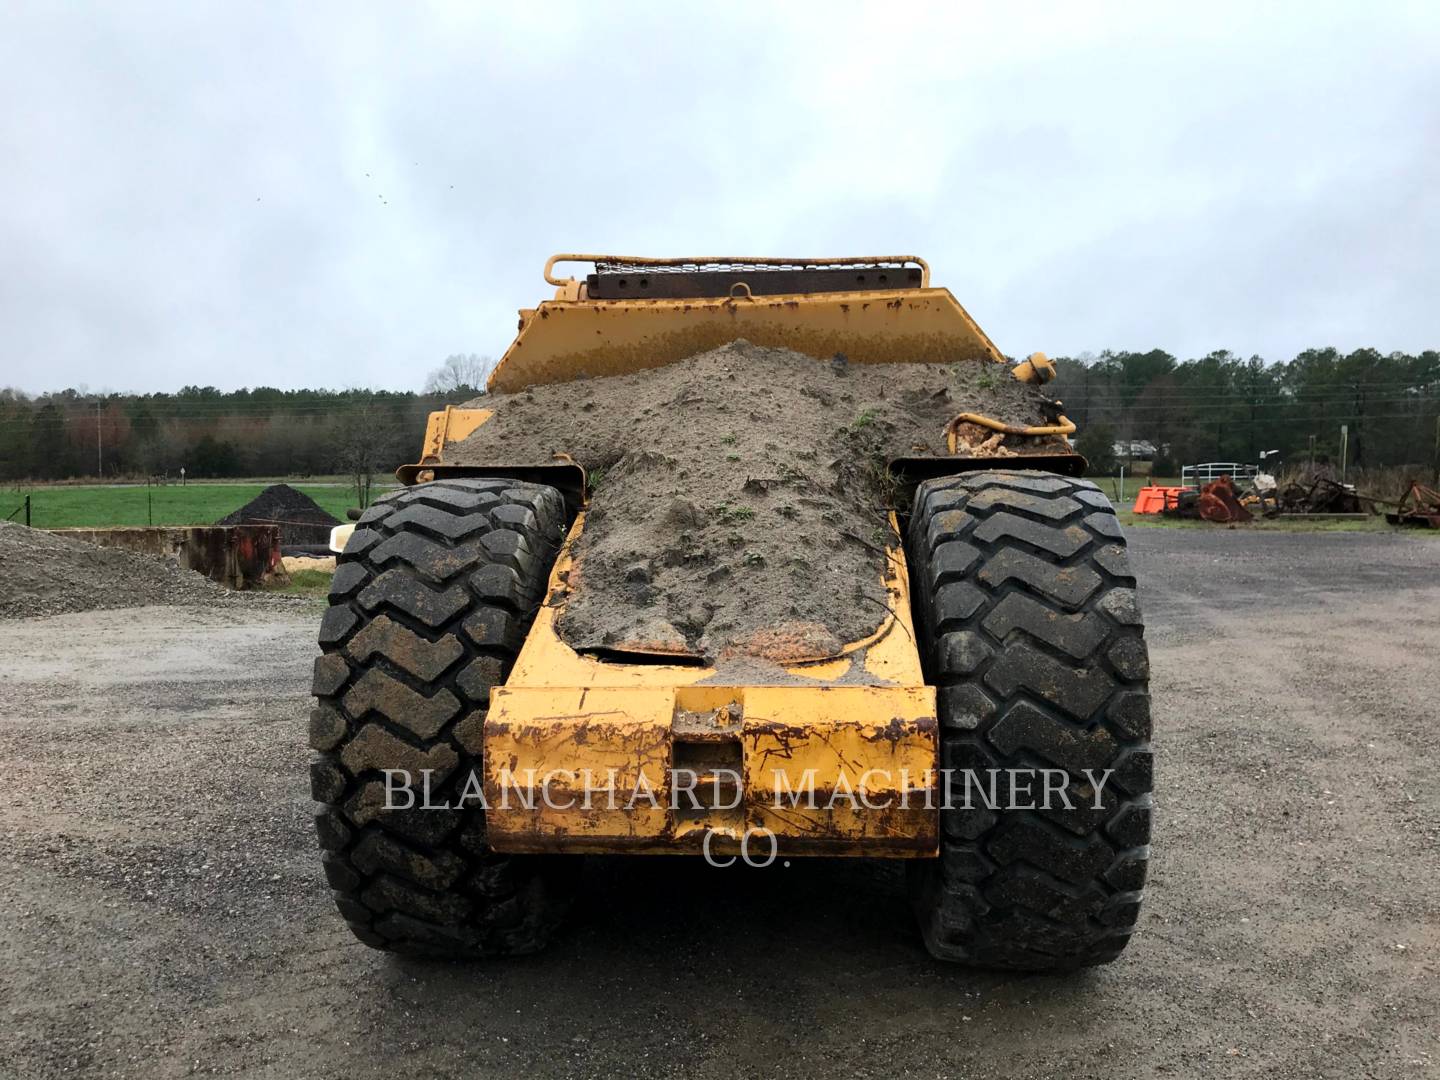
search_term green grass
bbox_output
[266,568,335,599]
[10,476,1426,539]
[713,504,754,523]
[1,482,395,530]
[1095,476,1182,505]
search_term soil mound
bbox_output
[0,522,232,619]
[454,340,1056,661]
[218,484,339,546]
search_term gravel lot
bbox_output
[1,528,1437,1079]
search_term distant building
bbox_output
[1112,440,1163,476]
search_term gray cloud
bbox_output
[2,1,1437,394]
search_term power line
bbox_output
[2,387,1431,415]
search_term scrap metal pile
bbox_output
[1385,480,1440,528]
[1132,463,1440,527]
[1164,476,1254,524]
[1275,474,1365,515]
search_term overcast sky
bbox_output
[3,2,1438,395]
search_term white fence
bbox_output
[1181,462,1258,486]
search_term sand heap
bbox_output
[454,341,1055,661]
[0,522,232,619]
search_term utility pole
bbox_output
[1247,369,1259,463]
[1351,381,1364,467]
[96,401,102,478]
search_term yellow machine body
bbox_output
[398,255,1078,856]
[482,516,937,856]
[488,254,1006,393]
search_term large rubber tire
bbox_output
[308,478,577,957]
[906,471,1152,970]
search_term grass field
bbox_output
[4,476,1427,536]
[1093,475,1182,504]
[1,482,395,530]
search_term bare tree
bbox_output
[424,354,495,395]
[333,400,406,509]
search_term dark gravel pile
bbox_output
[217,484,339,546]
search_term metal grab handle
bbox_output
[946,413,1076,454]
[543,253,931,288]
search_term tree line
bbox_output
[0,385,476,483]
[0,354,494,484]
[1060,347,1438,476]
[0,347,1435,483]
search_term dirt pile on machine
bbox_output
[454,339,1055,660]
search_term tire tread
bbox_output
[312,479,575,958]
[907,470,1152,970]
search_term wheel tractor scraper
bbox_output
[309,255,1153,970]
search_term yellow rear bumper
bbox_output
[483,683,937,855]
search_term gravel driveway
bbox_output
[1,529,1436,1079]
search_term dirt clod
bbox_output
[454,340,1055,659]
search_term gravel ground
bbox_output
[0,529,1437,1079]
